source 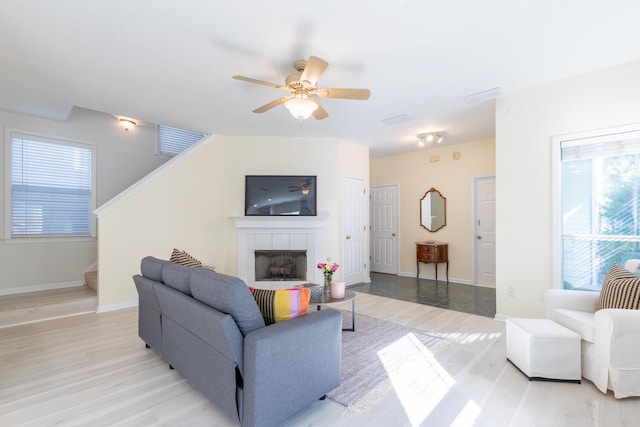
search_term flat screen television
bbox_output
[245,175,317,216]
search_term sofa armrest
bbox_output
[544,289,599,318]
[594,308,640,368]
[242,308,342,427]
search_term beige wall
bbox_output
[0,107,167,293]
[97,136,227,308]
[370,138,495,282]
[496,59,640,318]
[97,135,369,310]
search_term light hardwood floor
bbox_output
[0,286,97,329]
[1,293,638,426]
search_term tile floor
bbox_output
[350,272,496,318]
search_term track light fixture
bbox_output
[417,132,444,147]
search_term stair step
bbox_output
[84,271,98,290]
[0,286,97,329]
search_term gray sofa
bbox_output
[133,256,342,427]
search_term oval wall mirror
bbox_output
[420,188,446,232]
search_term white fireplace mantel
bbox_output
[232,216,327,288]
[233,216,327,230]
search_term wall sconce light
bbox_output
[119,118,137,131]
[417,132,444,147]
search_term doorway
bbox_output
[343,176,368,285]
[370,184,399,274]
[473,176,496,287]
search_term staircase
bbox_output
[84,271,98,290]
[0,286,97,329]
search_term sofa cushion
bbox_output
[162,261,194,295]
[553,308,596,343]
[170,248,202,267]
[190,269,265,336]
[250,288,311,325]
[597,263,640,310]
[140,256,166,282]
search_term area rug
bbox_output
[327,312,453,412]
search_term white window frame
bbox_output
[4,128,97,242]
[552,123,640,289]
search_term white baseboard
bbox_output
[397,271,471,285]
[97,300,138,313]
[0,280,84,296]
[494,314,508,322]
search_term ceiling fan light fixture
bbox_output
[284,95,318,120]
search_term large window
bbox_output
[7,132,95,238]
[157,125,206,157]
[555,126,640,290]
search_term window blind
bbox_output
[158,125,206,156]
[10,133,93,237]
[561,137,640,161]
[558,130,640,290]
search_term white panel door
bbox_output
[343,176,368,285]
[370,185,399,274]
[474,176,496,287]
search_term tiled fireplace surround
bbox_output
[233,217,326,289]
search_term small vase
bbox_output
[330,281,346,299]
[323,275,332,295]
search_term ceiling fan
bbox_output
[288,177,314,193]
[232,56,370,120]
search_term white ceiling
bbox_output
[2,1,640,158]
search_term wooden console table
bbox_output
[416,242,449,282]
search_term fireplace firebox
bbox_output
[255,250,307,281]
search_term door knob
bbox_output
[392,233,397,237]
[346,235,351,240]
[477,235,482,240]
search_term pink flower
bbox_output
[317,259,339,275]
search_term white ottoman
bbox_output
[506,317,581,383]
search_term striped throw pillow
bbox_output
[170,248,202,267]
[596,263,640,310]
[250,287,311,325]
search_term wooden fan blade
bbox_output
[312,102,329,120]
[233,75,288,90]
[300,56,328,86]
[314,88,370,100]
[253,96,290,113]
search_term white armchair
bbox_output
[545,288,640,398]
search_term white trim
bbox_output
[94,134,218,218]
[0,311,96,329]
[397,271,470,285]
[0,280,84,296]
[551,133,563,289]
[493,314,508,322]
[97,300,138,313]
[232,216,327,229]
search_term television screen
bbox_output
[245,175,317,216]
